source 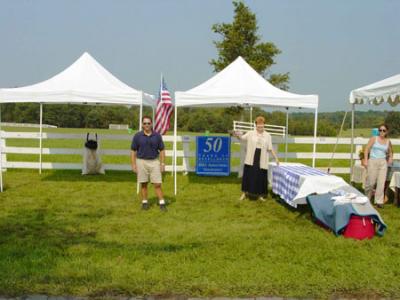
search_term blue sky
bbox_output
[1,0,399,112]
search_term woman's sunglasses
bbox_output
[143,122,151,125]
[379,129,386,132]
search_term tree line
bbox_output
[1,102,399,137]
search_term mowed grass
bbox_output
[1,170,400,298]
[1,127,400,298]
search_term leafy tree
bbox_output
[385,111,400,137]
[210,0,289,89]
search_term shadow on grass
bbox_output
[0,206,203,296]
[0,208,200,252]
[271,191,312,220]
[41,169,135,182]
[185,172,241,185]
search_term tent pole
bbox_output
[285,107,289,162]
[312,106,318,168]
[350,103,355,182]
[173,105,178,195]
[139,101,143,131]
[136,97,144,195]
[39,103,43,174]
[0,103,3,192]
[250,106,253,123]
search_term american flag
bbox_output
[154,76,173,135]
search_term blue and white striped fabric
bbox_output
[272,165,328,206]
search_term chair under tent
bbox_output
[0,52,156,192]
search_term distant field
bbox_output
[1,126,399,169]
[341,128,372,137]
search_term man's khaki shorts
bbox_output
[136,158,162,184]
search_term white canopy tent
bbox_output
[173,56,319,194]
[0,52,156,192]
[349,73,400,178]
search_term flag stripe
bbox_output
[154,77,173,135]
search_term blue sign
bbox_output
[196,136,231,176]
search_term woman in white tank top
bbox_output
[362,124,393,208]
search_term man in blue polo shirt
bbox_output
[131,116,166,211]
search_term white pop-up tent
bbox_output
[173,56,319,194]
[0,52,155,105]
[349,73,400,178]
[0,52,156,192]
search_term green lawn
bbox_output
[1,127,400,298]
[0,170,400,299]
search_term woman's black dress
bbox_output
[241,148,268,196]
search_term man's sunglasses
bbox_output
[143,122,151,125]
[379,129,386,132]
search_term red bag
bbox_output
[343,215,375,240]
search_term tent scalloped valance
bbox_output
[353,94,400,106]
[349,73,400,106]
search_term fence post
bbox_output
[182,136,190,174]
[238,139,245,178]
[0,131,3,192]
[1,135,6,172]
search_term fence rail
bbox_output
[233,121,286,137]
[1,130,399,174]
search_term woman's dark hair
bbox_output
[379,124,389,131]
[378,123,389,137]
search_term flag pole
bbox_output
[155,72,163,133]
[173,105,177,195]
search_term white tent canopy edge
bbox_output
[349,73,400,180]
[0,52,156,192]
[173,56,319,195]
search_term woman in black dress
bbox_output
[233,116,280,201]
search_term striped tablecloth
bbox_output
[271,163,347,208]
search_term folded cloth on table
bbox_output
[331,193,368,205]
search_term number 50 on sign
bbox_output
[196,136,231,176]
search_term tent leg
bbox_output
[312,107,318,168]
[139,102,143,131]
[0,104,3,192]
[39,103,43,174]
[173,105,177,195]
[136,102,144,195]
[350,103,355,182]
[285,107,289,162]
[249,106,253,123]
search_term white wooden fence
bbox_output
[233,121,286,137]
[1,131,400,174]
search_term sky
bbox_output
[0,0,399,112]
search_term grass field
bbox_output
[1,127,400,298]
[3,126,399,169]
